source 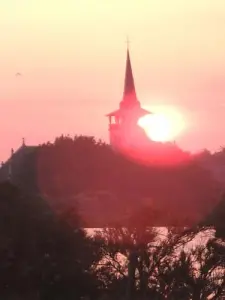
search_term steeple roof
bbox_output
[122,47,137,103]
[106,41,151,118]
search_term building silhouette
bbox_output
[106,45,150,150]
[0,139,37,190]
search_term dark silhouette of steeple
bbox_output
[123,47,137,103]
[106,41,150,147]
[119,42,140,111]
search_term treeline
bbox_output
[1,135,225,299]
[11,135,221,227]
[1,181,225,299]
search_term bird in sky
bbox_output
[15,72,22,77]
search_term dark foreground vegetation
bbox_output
[1,181,225,300]
[1,135,225,299]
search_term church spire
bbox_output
[122,38,138,104]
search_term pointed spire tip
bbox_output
[126,35,130,51]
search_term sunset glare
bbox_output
[138,107,185,142]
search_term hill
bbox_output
[0,135,221,227]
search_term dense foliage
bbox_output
[1,181,225,299]
[1,135,225,299]
[5,135,221,227]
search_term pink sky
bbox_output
[1,0,225,160]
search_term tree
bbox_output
[0,182,103,300]
[93,226,198,300]
[157,237,225,299]
[10,134,220,228]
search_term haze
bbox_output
[1,0,225,160]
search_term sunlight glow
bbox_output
[138,106,185,142]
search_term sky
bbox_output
[1,0,225,160]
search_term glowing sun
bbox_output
[138,106,185,142]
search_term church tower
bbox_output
[106,43,150,150]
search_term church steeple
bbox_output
[123,47,137,102]
[106,40,150,147]
[120,40,140,110]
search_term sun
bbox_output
[138,106,185,142]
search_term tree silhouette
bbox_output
[0,182,102,300]
[7,134,220,227]
[157,239,225,299]
[1,134,225,299]
[93,226,201,300]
